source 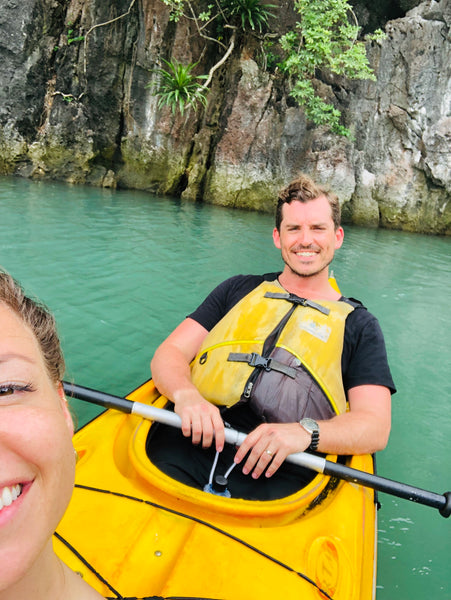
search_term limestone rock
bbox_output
[0,0,449,234]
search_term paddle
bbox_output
[63,381,451,518]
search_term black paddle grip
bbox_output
[63,382,134,414]
[439,491,451,518]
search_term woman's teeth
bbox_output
[0,484,22,510]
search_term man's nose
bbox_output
[296,228,313,246]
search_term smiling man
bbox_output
[149,173,395,500]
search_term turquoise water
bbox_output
[0,176,450,598]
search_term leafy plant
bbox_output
[278,0,381,136]
[149,0,275,116]
[224,0,276,32]
[147,59,208,115]
[289,79,349,136]
[160,0,187,22]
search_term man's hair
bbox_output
[275,173,341,230]
[0,269,65,382]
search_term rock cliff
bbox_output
[0,0,449,233]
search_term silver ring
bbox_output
[265,449,273,456]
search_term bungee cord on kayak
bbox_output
[54,531,224,600]
[55,483,335,600]
[203,451,238,497]
[53,531,123,598]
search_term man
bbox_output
[150,174,395,499]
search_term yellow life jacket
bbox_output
[190,280,355,422]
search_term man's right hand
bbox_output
[151,318,225,451]
[173,388,225,451]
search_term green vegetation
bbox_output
[146,59,208,115]
[224,0,276,32]
[150,0,384,135]
[148,0,275,114]
[67,22,85,45]
[279,0,385,136]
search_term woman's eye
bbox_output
[0,383,33,396]
[0,386,14,396]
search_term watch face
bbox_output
[300,418,318,433]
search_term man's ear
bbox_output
[335,226,344,250]
[273,227,281,249]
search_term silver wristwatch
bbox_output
[299,418,320,451]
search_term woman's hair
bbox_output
[275,173,341,231]
[0,269,65,382]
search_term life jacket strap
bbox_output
[227,352,297,378]
[264,292,330,315]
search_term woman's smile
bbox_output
[0,484,22,510]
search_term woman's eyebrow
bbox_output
[0,352,36,366]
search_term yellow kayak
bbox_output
[55,379,377,600]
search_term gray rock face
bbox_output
[346,0,451,232]
[0,0,449,233]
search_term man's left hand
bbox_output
[233,422,312,479]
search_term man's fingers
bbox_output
[239,437,269,475]
[181,413,193,438]
[264,452,285,478]
[233,429,260,464]
[190,413,203,445]
[212,413,225,452]
[180,403,225,450]
[233,423,301,478]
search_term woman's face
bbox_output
[0,304,74,591]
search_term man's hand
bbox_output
[151,318,226,450]
[233,385,392,479]
[173,388,225,452]
[233,422,312,479]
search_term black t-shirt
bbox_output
[188,273,396,395]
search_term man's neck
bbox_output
[278,269,341,301]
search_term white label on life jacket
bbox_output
[300,320,331,342]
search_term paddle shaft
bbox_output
[63,381,451,518]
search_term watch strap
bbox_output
[308,429,319,451]
[299,418,320,452]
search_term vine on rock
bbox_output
[50,0,137,104]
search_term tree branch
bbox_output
[201,28,236,91]
[186,0,227,50]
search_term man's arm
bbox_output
[318,384,391,453]
[151,318,226,451]
[233,384,391,479]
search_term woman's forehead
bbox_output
[0,304,42,366]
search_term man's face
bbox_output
[273,196,344,279]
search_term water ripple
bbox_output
[1,176,450,599]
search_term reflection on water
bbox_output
[0,176,450,599]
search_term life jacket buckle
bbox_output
[248,353,272,371]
